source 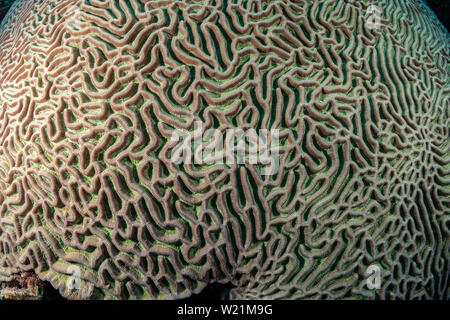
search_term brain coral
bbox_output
[0,1,15,11]
[0,0,449,300]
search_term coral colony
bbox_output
[0,0,448,299]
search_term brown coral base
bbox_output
[0,272,65,300]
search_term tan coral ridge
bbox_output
[0,0,449,300]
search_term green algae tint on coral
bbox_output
[0,0,449,300]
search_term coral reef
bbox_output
[0,0,448,300]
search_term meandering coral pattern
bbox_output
[0,0,448,299]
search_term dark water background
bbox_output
[427,0,449,31]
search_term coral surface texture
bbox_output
[0,0,449,300]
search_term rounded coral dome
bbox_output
[0,0,448,299]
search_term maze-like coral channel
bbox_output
[0,0,449,300]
